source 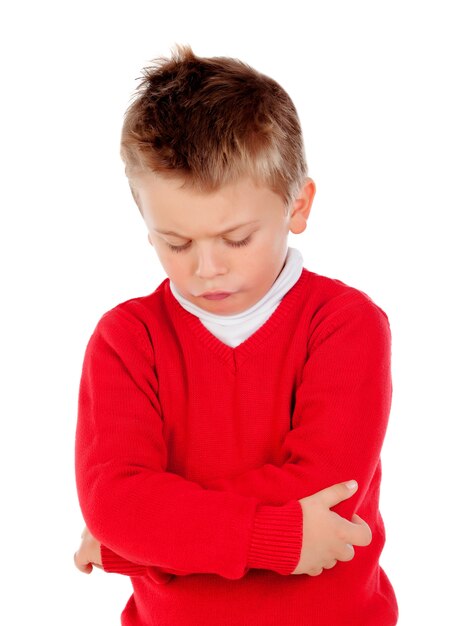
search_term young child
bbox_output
[74,44,399,625]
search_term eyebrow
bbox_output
[153,220,261,238]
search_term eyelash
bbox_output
[165,236,252,253]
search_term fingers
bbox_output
[336,543,355,562]
[74,551,93,574]
[335,513,372,548]
[333,515,371,563]
[309,559,338,575]
[307,567,324,577]
[322,559,338,570]
[350,514,372,547]
[314,480,358,509]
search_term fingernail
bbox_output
[345,480,357,490]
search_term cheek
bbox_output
[154,249,176,273]
[163,256,181,274]
[165,255,192,280]
[250,238,279,263]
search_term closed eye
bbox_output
[166,235,252,253]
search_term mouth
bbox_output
[199,291,233,300]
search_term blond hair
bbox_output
[121,44,308,213]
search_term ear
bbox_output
[289,178,316,235]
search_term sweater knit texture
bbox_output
[75,265,399,626]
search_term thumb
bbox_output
[315,480,358,509]
[74,551,93,575]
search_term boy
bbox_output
[74,45,398,625]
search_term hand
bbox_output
[291,480,372,576]
[74,525,103,574]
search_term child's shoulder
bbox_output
[92,278,170,336]
[302,267,390,322]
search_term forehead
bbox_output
[135,173,285,236]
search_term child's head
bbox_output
[120,44,316,314]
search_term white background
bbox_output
[1,1,455,624]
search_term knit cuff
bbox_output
[247,500,303,575]
[100,543,149,576]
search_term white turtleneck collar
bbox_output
[169,246,304,348]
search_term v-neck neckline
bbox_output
[164,268,308,371]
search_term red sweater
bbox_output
[75,267,398,626]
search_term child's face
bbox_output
[135,173,314,315]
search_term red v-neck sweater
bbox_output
[75,267,399,625]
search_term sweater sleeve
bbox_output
[203,297,393,522]
[75,306,303,581]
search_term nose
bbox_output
[194,244,228,279]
